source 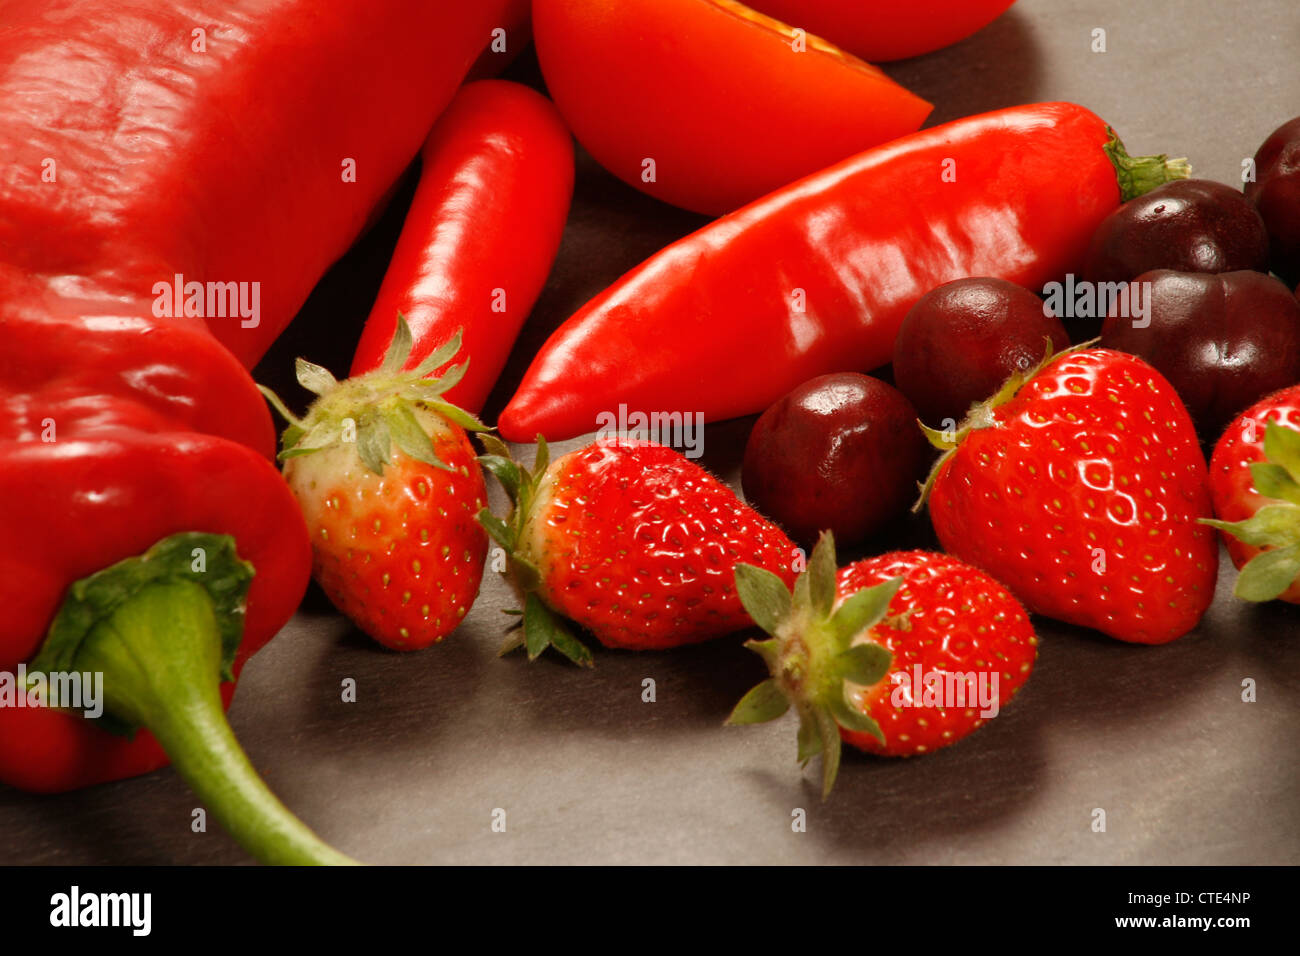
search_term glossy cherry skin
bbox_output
[1100,269,1300,438]
[742,373,927,548]
[1084,179,1269,284]
[892,277,1069,425]
[1244,116,1300,287]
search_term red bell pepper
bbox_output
[0,0,515,371]
[499,102,1191,442]
[0,305,350,862]
[746,0,1018,63]
[0,0,521,865]
[531,0,931,216]
[350,80,574,413]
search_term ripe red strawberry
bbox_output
[262,322,489,650]
[1203,385,1300,603]
[729,534,1037,796]
[477,436,801,664]
[919,346,1217,644]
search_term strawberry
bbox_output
[477,436,801,664]
[1203,385,1300,603]
[729,533,1037,796]
[917,346,1217,644]
[261,320,489,650]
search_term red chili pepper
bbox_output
[499,103,1191,442]
[0,0,515,371]
[350,81,574,413]
[746,0,1018,63]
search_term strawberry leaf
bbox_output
[727,679,790,725]
[295,358,338,396]
[278,445,324,461]
[477,508,514,551]
[382,401,451,471]
[815,708,842,799]
[418,360,468,397]
[379,314,415,374]
[409,327,462,378]
[478,433,512,460]
[808,532,837,618]
[257,384,304,432]
[520,593,593,667]
[534,435,550,477]
[426,398,486,433]
[498,625,525,657]
[477,455,521,502]
[1249,462,1300,506]
[511,554,543,592]
[548,626,595,668]
[1202,505,1300,548]
[827,576,903,649]
[836,642,893,687]
[734,564,792,636]
[280,423,305,450]
[796,712,822,764]
[1263,421,1300,480]
[522,593,555,660]
[742,636,783,672]
[356,415,391,476]
[1234,544,1300,602]
[829,689,884,742]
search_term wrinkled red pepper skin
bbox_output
[350,81,573,413]
[500,103,1132,442]
[0,0,513,370]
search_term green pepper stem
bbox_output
[74,580,358,866]
[1103,127,1192,201]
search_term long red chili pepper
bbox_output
[498,102,1190,442]
[350,80,574,413]
[0,0,514,371]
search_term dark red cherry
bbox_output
[742,373,926,548]
[1244,115,1300,287]
[1099,269,1300,437]
[892,277,1069,426]
[1084,179,1269,285]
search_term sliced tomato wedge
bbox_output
[533,0,932,216]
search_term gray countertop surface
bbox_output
[2,0,1298,865]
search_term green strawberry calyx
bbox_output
[1201,421,1300,602]
[911,338,1097,513]
[730,531,900,798]
[474,435,595,668]
[258,315,486,474]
